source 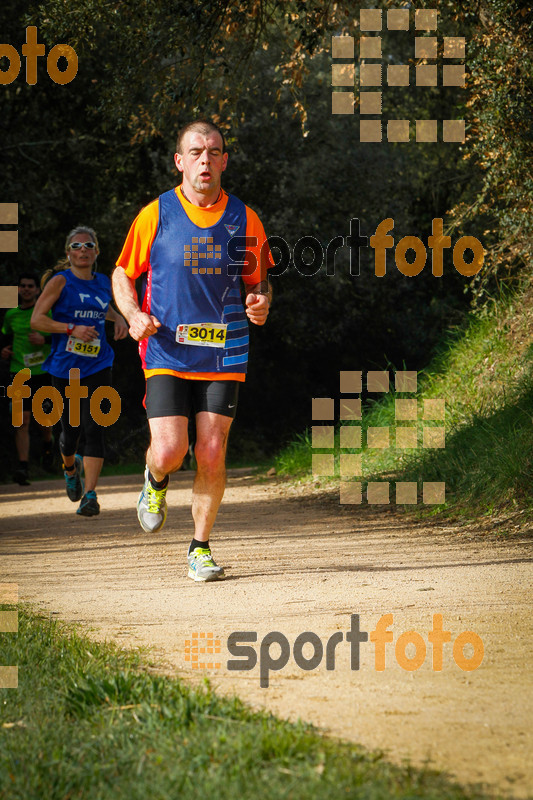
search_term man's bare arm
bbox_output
[112,266,161,342]
[111,267,142,322]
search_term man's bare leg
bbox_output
[191,411,233,542]
[137,415,189,533]
[146,415,189,479]
[185,411,233,582]
[138,412,232,578]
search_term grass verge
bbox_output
[274,282,533,523]
[0,608,495,800]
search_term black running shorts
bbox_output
[145,375,239,419]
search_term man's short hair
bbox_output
[18,272,39,287]
[176,120,227,155]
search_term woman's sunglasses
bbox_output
[69,241,97,250]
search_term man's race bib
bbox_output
[66,336,101,357]
[176,323,227,348]
[23,351,45,368]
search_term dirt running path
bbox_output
[1,470,531,798]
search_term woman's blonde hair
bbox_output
[41,225,100,288]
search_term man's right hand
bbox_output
[128,311,161,341]
[1,345,13,360]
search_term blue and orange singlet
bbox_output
[116,187,272,382]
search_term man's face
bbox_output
[18,279,39,305]
[174,130,228,195]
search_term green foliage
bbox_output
[276,279,533,518]
[274,430,312,475]
[1,0,530,463]
[444,0,533,295]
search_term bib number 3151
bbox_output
[66,336,101,357]
[176,323,227,348]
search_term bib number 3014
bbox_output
[176,323,227,348]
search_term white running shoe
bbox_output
[137,466,168,533]
[187,547,225,582]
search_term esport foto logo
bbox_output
[186,613,484,688]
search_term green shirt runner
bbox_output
[1,306,51,375]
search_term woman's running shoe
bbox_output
[64,454,84,502]
[77,490,100,516]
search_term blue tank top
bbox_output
[44,270,114,379]
[140,189,249,374]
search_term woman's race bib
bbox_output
[66,336,101,357]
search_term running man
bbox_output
[112,119,272,582]
[1,273,54,484]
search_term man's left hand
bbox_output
[245,293,269,326]
[28,332,45,345]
